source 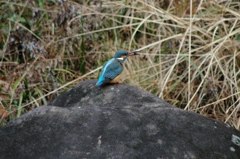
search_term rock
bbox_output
[0,80,239,159]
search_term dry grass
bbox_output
[0,0,240,130]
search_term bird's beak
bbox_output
[128,51,140,56]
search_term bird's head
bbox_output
[114,50,139,61]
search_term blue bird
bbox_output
[96,50,139,86]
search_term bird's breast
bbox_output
[110,74,121,83]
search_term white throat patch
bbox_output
[116,57,124,61]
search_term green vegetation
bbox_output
[0,0,239,129]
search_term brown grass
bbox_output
[0,0,239,130]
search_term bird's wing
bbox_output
[102,58,123,79]
[96,58,123,86]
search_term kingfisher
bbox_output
[96,50,139,86]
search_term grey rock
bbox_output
[0,80,239,159]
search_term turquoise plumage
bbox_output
[96,50,139,86]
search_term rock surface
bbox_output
[0,80,240,159]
